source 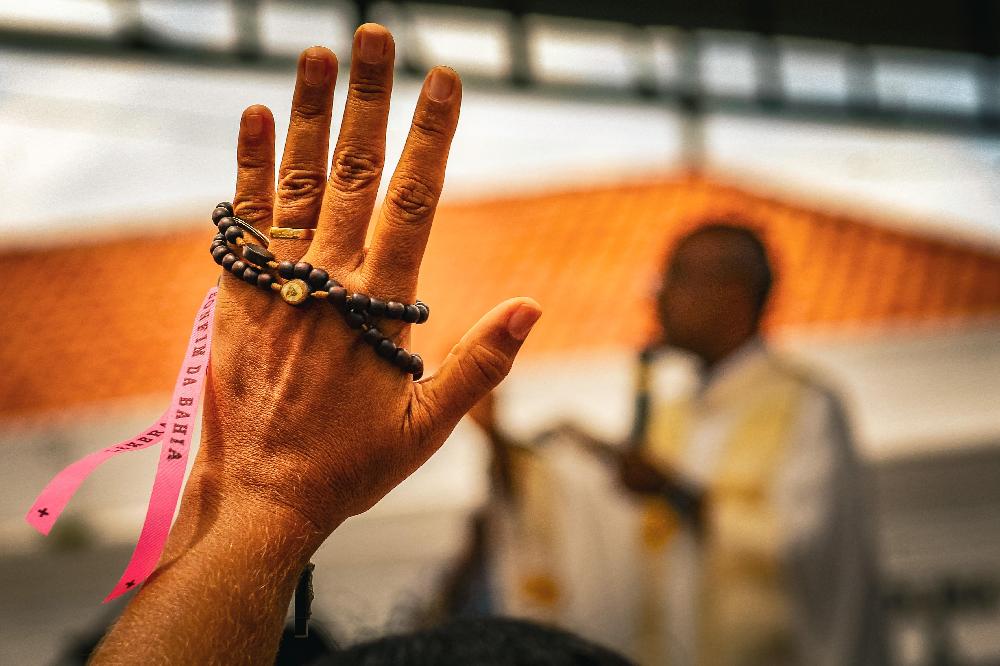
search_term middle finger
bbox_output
[311,23,395,270]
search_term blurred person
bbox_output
[619,224,886,665]
[467,225,886,665]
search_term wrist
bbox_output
[170,468,334,565]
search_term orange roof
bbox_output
[2,176,999,421]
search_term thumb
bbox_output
[418,297,541,431]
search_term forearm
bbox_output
[91,474,324,665]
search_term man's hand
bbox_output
[93,24,540,665]
[618,450,707,533]
[618,450,671,495]
[192,24,540,542]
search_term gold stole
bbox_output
[639,372,804,665]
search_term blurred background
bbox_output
[1,1,1000,664]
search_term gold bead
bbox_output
[280,279,310,305]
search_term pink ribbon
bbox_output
[26,287,218,601]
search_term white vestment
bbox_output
[492,342,886,665]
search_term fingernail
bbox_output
[359,28,386,64]
[304,56,326,85]
[244,112,263,137]
[507,304,541,341]
[426,68,455,102]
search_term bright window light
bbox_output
[648,27,686,91]
[874,48,979,115]
[0,0,116,36]
[529,16,635,88]
[408,5,511,78]
[778,38,850,104]
[138,0,237,50]
[699,31,758,98]
[260,0,352,57]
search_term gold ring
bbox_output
[270,227,316,240]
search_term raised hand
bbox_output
[93,24,539,665]
[199,23,541,539]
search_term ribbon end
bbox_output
[104,579,140,603]
[25,512,54,535]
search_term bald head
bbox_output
[656,224,774,364]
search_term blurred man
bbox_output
[617,224,885,665]
[469,224,885,665]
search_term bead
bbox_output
[217,217,236,232]
[362,327,382,345]
[345,311,366,329]
[221,254,238,270]
[280,279,310,305]
[212,245,230,264]
[216,201,234,214]
[307,268,329,290]
[242,243,275,267]
[277,260,295,279]
[376,338,397,360]
[368,298,386,317]
[213,232,226,243]
[230,260,247,275]
[348,293,370,311]
[293,261,313,280]
[386,301,405,319]
[409,354,424,380]
[402,304,420,324]
[324,279,342,291]
[328,285,348,308]
[242,266,260,284]
[257,272,274,290]
[393,348,412,369]
[212,207,230,224]
[225,225,244,243]
[415,301,430,324]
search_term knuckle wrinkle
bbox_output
[386,176,437,224]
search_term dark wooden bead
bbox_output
[402,304,421,324]
[362,327,382,345]
[307,268,329,289]
[242,243,275,267]
[409,354,424,380]
[212,245,230,264]
[212,207,230,224]
[376,338,397,360]
[221,254,238,270]
[393,348,412,369]
[367,298,386,317]
[257,272,274,290]
[230,260,247,275]
[345,311,366,329]
[415,301,430,324]
[242,266,260,284]
[293,261,313,280]
[348,293,370,311]
[217,217,236,232]
[213,232,226,243]
[277,261,295,279]
[216,201,234,214]
[324,279,342,291]
[224,225,244,243]
[386,301,405,319]
[328,286,348,308]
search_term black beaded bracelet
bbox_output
[208,202,428,380]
